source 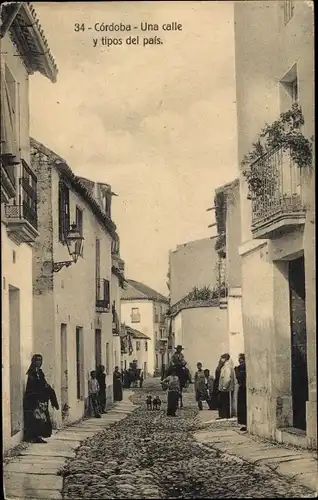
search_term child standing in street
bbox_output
[161,367,180,417]
[88,370,101,418]
[195,362,212,410]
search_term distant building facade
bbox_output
[168,238,220,306]
[121,280,169,376]
[170,298,229,377]
[120,324,150,376]
[234,0,315,448]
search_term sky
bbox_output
[30,1,238,295]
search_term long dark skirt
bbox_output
[24,401,52,440]
[237,386,247,425]
[218,391,231,419]
[167,391,179,416]
[209,390,219,410]
[98,392,106,411]
[113,380,123,402]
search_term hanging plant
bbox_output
[242,103,313,198]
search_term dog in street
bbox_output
[146,395,152,410]
[152,396,161,410]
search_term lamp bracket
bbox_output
[53,261,73,273]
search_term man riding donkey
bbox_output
[163,345,192,408]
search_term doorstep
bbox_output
[276,427,308,449]
[194,426,317,492]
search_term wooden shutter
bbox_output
[58,182,70,241]
[64,186,70,236]
[58,182,64,241]
[104,279,110,309]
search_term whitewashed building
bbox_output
[234,0,315,448]
[1,4,58,451]
[121,280,169,377]
[31,139,123,426]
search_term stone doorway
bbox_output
[60,324,68,420]
[289,255,308,431]
[9,285,22,436]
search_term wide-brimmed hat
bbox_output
[175,345,184,350]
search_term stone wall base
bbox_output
[106,384,114,409]
[306,400,317,449]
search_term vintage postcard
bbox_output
[1,1,316,498]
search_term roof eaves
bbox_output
[30,138,118,239]
[8,3,58,83]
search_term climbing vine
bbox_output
[242,104,313,198]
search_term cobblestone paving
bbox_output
[62,381,314,499]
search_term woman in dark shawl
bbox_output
[113,365,123,402]
[24,354,59,443]
[235,353,247,431]
[96,365,107,413]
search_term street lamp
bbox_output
[53,223,84,273]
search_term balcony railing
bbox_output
[96,278,110,311]
[5,202,37,229]
[251,146,306,238]
[5,161,38,243]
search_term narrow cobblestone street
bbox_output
[61,380,315,499]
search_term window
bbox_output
[58,181,70,242]
[96,278,110,310]
[2,65,18,154]
[131,307,141,323]
[106,343,110,375]
[76,327,84,400]
[76,207,84,256]
[145,341,148,352]
[280,65,299,114]
[154,306,159,323]
[284,0,294,24]
[136,341,141,351]
[155,354,159,369]
[21,160,37,229]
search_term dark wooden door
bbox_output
[289,256,308,430]
[95,329,102,368]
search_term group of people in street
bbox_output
[160,346,247,431]
[194,352,247,431]
[122,360,144,389]
[22,348,246,444]
[88,364,126,417]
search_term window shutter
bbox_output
[104,279,110,309]
[65,187,70,235]
[58,182,64,241]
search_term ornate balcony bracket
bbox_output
[53,261,73,273]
